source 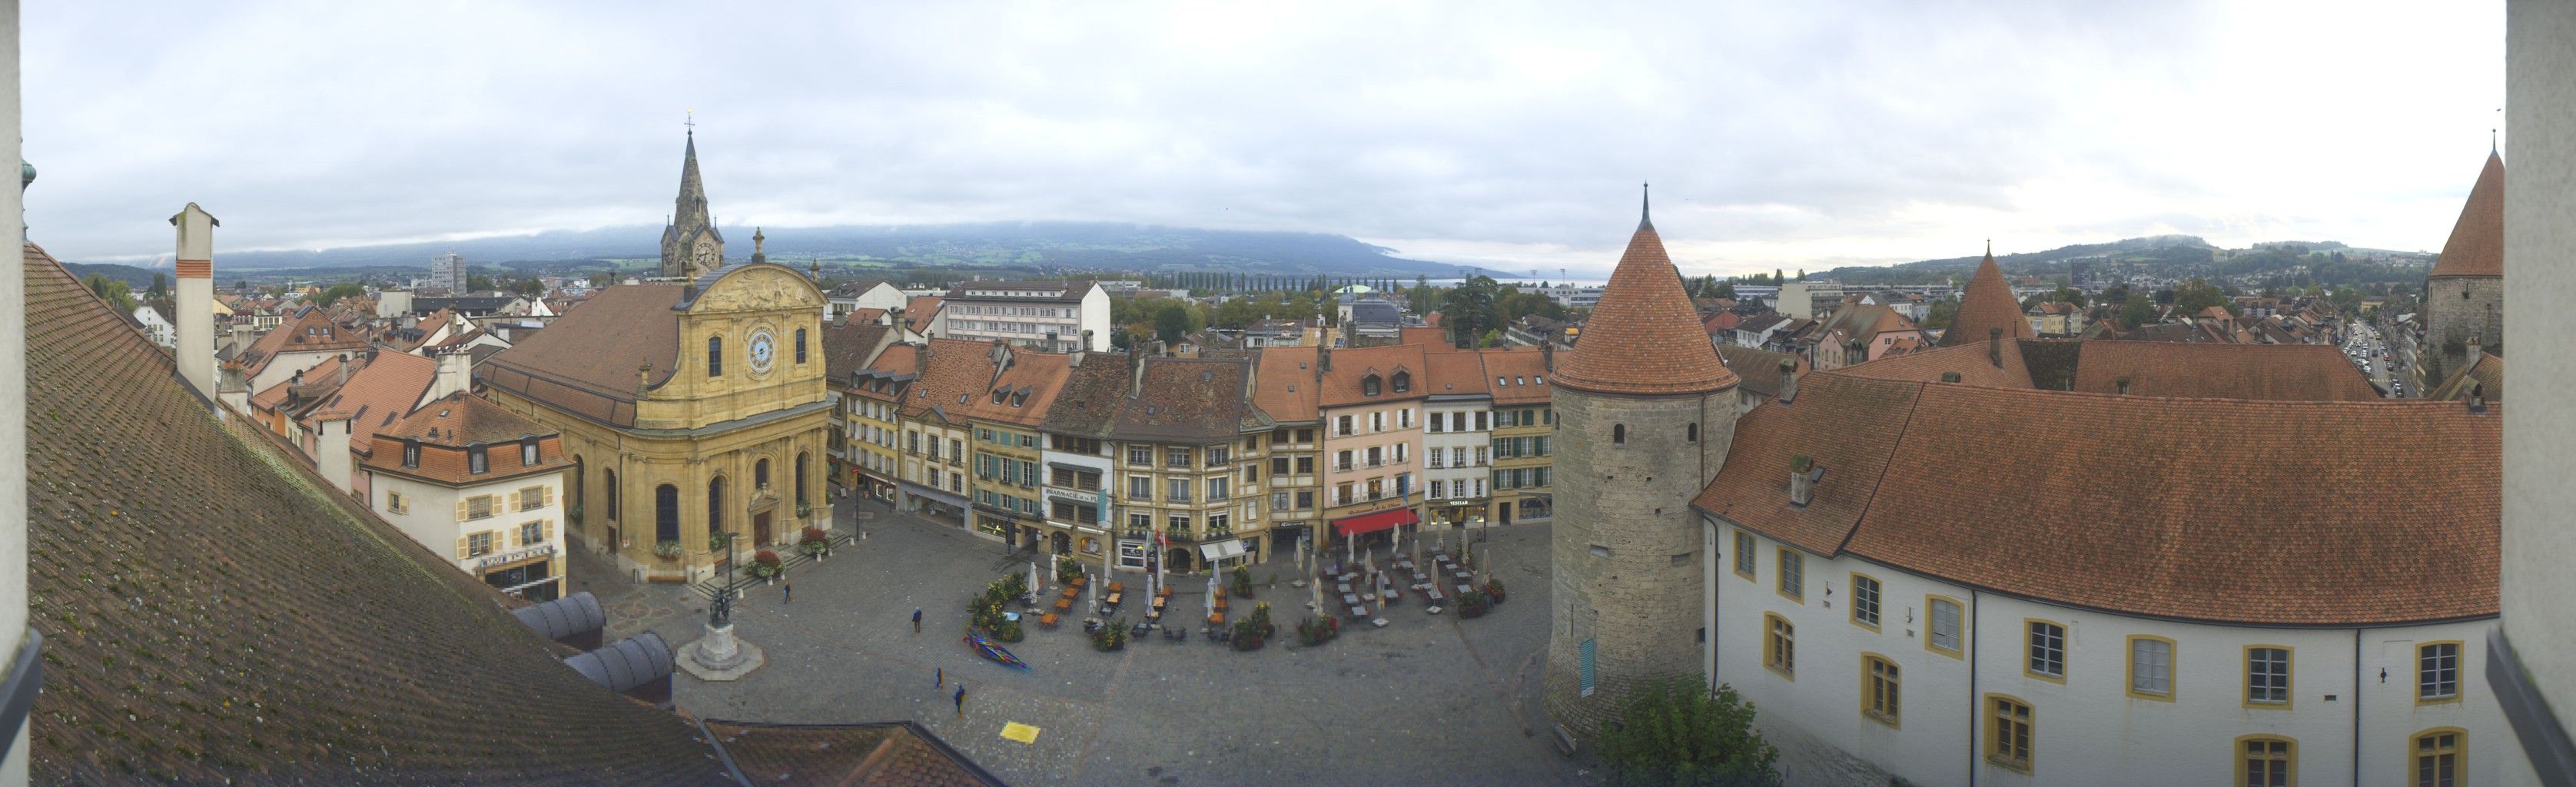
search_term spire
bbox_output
[1556,198,1736,397]
[1940,243,2035,347]
[673,121,711,233]
[750,227,767,264]
[1638,181,1652,231]
[2429,150,2505,278]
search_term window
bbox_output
[1863,655,1900,727]
[463,494,496,520]
[1612,423,1625,443]
[1336,450,1354,471]
[1207,513,1229,533]
[795,327,808,364]
[2418,642,2461,702]
[1128,446,1151,464]
[1273,457,1290,475]
[1391,371,1410,393]
[1167,478,1191,503]
[1764,613,1795,679]
[522,439,539,466]
[1927,596,1964,657]
[2246,646,2291,707]
[1272,491,1290,511]
[1473,411,1488,430]
[2239,736,2295,787]
[1732,531,1755,579]
[466,530,496,557]
[1776,548,1803,602]
[1987,695,2033,773]
[708,336,723,377]
[1362,374,1381,397]
[469,447,489,474]
[1369,412,1383,432]
[385,490,408,514]
[1296,456,1313,474]
[1296,490,1314,510]
[1207,477,1229,501]
[1167,449,1189,467]
[1850,573,1882,629]
[755,458,772,490]
[2412,728,2462,787]
[2128,636,2176,700]
[402,439,420,469]
[2027,620,2066,681]
[1428,414,1445,433]
[520,520,543,546]
[518,486,549,511]
[1167,514,1190,533]
[1688,423,1698,442]
[1129,476,1151,500]
[655,484,679,542]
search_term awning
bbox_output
[1198,539,1247,561]
[1331,507,1419,536]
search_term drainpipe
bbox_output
[1968,589,1980,787]
[2353,629,2362,787]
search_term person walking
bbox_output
[782,582,792,603]
[936,667,944,688]
[954,683,966,718]
[912,608,923,633]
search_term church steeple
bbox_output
[659,118,725,278]
[675,126,712,234]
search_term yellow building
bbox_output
[480,261,833,583]
[961,345,1072,547]
[1483,347,1555,525]
[844,344,915,503]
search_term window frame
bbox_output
[1732,530,1756,580]
[1985,693,2034,774]
[1861,653,1900,729]
[1849,572,1884,631]
[2410,727,2465,787]
[2234,734,2296,787]
[1775,547,1804,603]
[1763,613,1795,681]
[2126,634,2177,702]
[1925,594,1965,659]
[2417,640,2463,705]
[2244,645,2292,709]
[2024,619,2067,683]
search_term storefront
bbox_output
[1329,506,1419,559]
[1430,503,1487,527]
[855,467,897,503]
[902,483,968,528]
[476,543,562,602]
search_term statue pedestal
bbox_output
[679,622,764,681]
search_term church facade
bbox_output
[479,133,832,583]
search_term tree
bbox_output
[1921,299,1957,330]
[2170,277,2232,316]
[1152,301,1197,344]
[2052,286,2083,305]
[148,272,168,298]
[466,273,495,292]
[589,271,616,288]
[1595,676,1781,787]
[83,274,135,312]
[510,277,543,296]
[2119,292,2158,327]
[1714,281,1737,300]
[313,282,367,307]
[1440,276,1502,346]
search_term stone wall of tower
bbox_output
[1542,384,1737,735]
[2426,274,2505,374]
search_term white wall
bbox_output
[1711,521,2505,787]
[1079,284,1111,351]
[1423,400,1489,509]
[2500,2,2576,782]
[368,470,566,588]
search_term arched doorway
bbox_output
[1051,531,1071,555]
[1167,547,1193,574]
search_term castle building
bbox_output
[2422,151,2505,383]
[1940,246,2034,347]
[1544,191,1741,734]
[659,128,725,279]
[480,139,831,583]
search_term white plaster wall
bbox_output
[2501,2,2576,780]
[1712,524,2505,787]
[368,471,566,581]
[1079,284,1111,351]
[1423,400,1489,506]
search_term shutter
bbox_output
[507,490,522,511]
[542,486,555,507]
[543,520,555,543]
[1579,638,1597,697]
[455,497,469,521]
[456,536,470,560]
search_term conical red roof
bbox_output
[1557,214,1738,396]
[1941,250,2033,347]
[2430,151,2504,278]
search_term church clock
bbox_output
[747,328,777,375]
[692,239,721,274]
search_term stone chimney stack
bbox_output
[2468,334,2484,361]
[1776,359,1798,404]
[1540,342,1554,371]
[1987,327,2004,367]
[171,203,219,400]
[2116,376,2132,396]
[1318,347,1333,372]
[426,347,473,403]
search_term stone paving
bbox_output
[567,496,1599,786]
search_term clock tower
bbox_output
[659,122,725,279]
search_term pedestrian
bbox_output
[912,608,923,633]
[782,582,792,603]
[936,667,943,688]
[954,683,965,718]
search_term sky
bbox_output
[26,1,2505,277]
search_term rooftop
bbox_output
[2429,151,2505,278]
[1554,202,1738,396]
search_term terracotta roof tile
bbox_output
[304,350,437,447]
[1112,357,1259,442]
[479,284,682,427]
[702,721,1004,787]
[1698,372,2498,626]
[1942,251,2034,347]
[1251,346,1320,423]
[2063,340,2378,400]
[1038,354,1134,437]
[1316,344,1428,406]
[2429,352,2504,403]
[819,319,894,384]
[2429,151,2505,278]
[1422,350,1491,397]
[1555,217,1737,395]
[1715,344,1804,399]
[1402,325,1453,350]
[1477,347,1554,405]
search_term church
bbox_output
[480,128,835,583]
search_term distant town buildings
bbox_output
[934,280,1110,352]
[430,250,468,293]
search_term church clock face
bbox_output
[747,328,777,374]
[693,240,720,271]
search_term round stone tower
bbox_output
[1543,189,1739,735]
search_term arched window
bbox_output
[755,459,772,490]
[654,483,680,543]
[570,456,586,520]
[795,328,808,364]
[1613,424,1626,444]
[709,477,728,535]
[605,469,620,522]
[1688,423,1698,443]
[707,336,724,377]
[796,451,810,508]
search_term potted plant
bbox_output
[798,526,830,559]
[653,540,684,560]
[708,533,732,554]
[1483,578,1506,605]
[1458,587,1489,619]
[1230,566,1254,599]
[1296,615,1339,646]
[796,500,815,520]
[1092,617,1129,652]
[998,573,1029,603]
[997,617,1024,643]
[752,550,783,583]
[1057,559,1084,586]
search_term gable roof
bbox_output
[1250,346,1321,423]
[1942,250,2035,347]
[819,318,895,384]
[478,284,683,427]
[1037,353,1134,438]
[237,306,369,377]
[2429,352,2505,403]
[1421,350,1492,397]
[1112,357,1259,443]
[1317,344,1428,406]
[1834,337,2378,402]
[304,349,437,448]
[2429,151,2505,278]
[1478,346,1554,405]
[1696,372,2498,626]
[1555,208,1737,396]
[1715,344,1804,399]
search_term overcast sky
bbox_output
[27,1,2503,277]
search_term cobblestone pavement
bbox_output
[571,496,1598,786]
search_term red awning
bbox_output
[1331,507,1419,536]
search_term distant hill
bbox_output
[79,222,1490,280]
[61,262,159,290]
[1824,235,2430,287]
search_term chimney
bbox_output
[1540,342,1554,371]
[2468,384,2488,414]
[171,203,220,399]
[1081,328,1096,353]
[427,347,473,403]
[2115,376,2132,395]
[2467,334,2483,361]
[1987,327,2003,367]
[914,342,931,380]
[1940,371,1961,384]
[1319,347,1333,372]
[315,415,357,493]
[1788,456,1816,506]
[1776,360,1798,404]
[1129,350,1148,398]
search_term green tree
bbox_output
[313,281,367,307]
[510,277,543,296]
[466,273,495,292]
[83,274,135,312]
[2053,286,2083,305]
[589,271,616,288]
[1714,281,1737,300]
[2170,277,2232,316]
[1153,301,1197,344]
[1440,276,1501,346]
[2120,292,2159,328]
[1596,677,1781,787]
[148,272,168,298]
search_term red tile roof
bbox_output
[1251,346,1321,422]
[304,349,437,448]
[1317,344,1428,407]
[1478,347,1554,405]
[1697,373,2498,626]
[1555,214,1737,395]
[2429,151,2505,278]
[478,284,682,427]
[1836,338,2378,402]
[1942,251,2034,347]
[1402,325,1453,350]
[360,391,569,486]
[1422,350,1492,397]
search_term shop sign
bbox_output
[475,543,556,571]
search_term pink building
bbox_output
[1314,345,1428,550]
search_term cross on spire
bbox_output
[1638,181,1653,231]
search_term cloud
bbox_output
[25,0,2502,276]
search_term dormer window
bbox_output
[401,439,420,469]
[521,437,539,467]
[1391,371,1411,394]
[993,389,1007,404]
[1012,391,1029,407]
[468,446,490,474]
[1362,374,1382,397]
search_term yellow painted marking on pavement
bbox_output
[999,722,1041,744]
